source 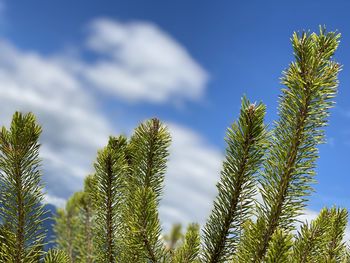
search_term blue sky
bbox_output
[0,0,350,231]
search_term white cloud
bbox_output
[83,18,208,104]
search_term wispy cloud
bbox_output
[83,18,208,104]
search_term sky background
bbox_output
[0,0,349,232]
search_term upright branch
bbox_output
[172,223,200,263]
[54,192,81,262]
[123,118,171,262]
[292,208,331,263]
[292,207,348,263]
[321,207,348,262]
[236,27,341,262]
[76,175,96,263]
[201,97,267,263]
[0,223,15,262]
[44,249,70,263]
[163,224,183,252]
[265,229,293,263]
[0,112,46,262]
[93,136,127,263]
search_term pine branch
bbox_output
[125,187,164,262]
[123,118,171,262]
[321,207,348,262]
[164,224,183,252]
[0,112,47,262]
[293,208,331,263]
[292,207,348,263]
[128,118,170,199]
[54,192,82,262]
[93,136,128,263]
[76,175,96,263]
[341,246,350,263]
[235,218,266,262]
[236,27,341,262]
[172,223,200,263]
[201,97,267,263]
[0,224,15,262]
[265,229,292,263]
[44,249,70,263]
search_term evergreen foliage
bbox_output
[44,249,70,263]
[293,207,348,263]
[54,192,82,262]
[93,136,127,262]
[201,97,268,263]
[0,112,46,262]
[163,224,183,252]
[122,118,171,262]
[235,27,341,262]
[172,223,200,263]
[0,223,15,262]
[293,208,331,262]
[76,175,96,263]
[0,27,347,263]
[265,229,293,263]
[54,175,97,263]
